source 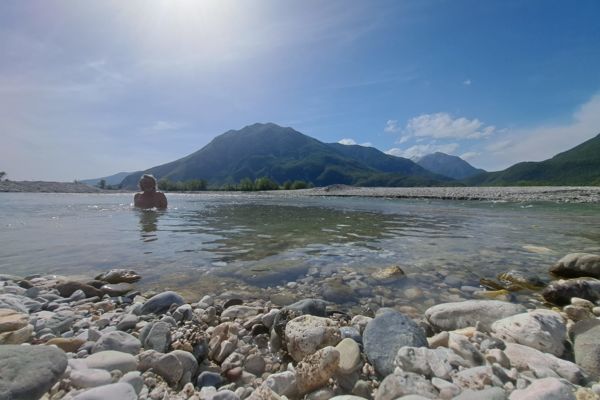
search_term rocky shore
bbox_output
[1,253,600,400]
[0,181,104,193]
[296,186,600,203]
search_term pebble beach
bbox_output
[2,253,600,400]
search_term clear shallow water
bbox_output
[1,193,599,307]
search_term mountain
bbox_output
[466,133,600,186]
[81,172,135,187]
[416,152,486,180]
[120,123,451,189]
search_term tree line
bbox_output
[156,177,312,192]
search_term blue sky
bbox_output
[2,0,600,180]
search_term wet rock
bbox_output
[85,350,138,373]
[55,281,103,298]
[95,269,141,284]
[395,346,469,379]
[550,253,600,279]
[491,309,567,357]
[72,382,137,400]
[92,330,141,355]
[0,344,68,400]
[508,377,575,400]
[70,368,113,388]
[375,370,438,400]
[425,300,526,332]
[570,319,600,379]
[321,279,355,303]
[223,298,244,309]
[296,346,340,395]
[141,291,184,315]
[504,342,586,384]
[101,283,134,297]
[371,265,405,282]
[285,315,341,361]
[542,278,600,306]
[363,309,427,377]
[497,270,546,290]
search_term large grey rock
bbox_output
[550,253,600,279]
[221,305,262,320]
[141,291,184,315]
[285,299,328,316]
[72,382,137,400]
[141,321,171,352]
[171,349,198,385]
[425,300,526,332]
[491,309,567,357]
[119,371,143,394]
[0,345,67,400]
[508,377,575,400]
[92,331,141,355]
[69,368,113,389]
[571,319,600,380]
[285,315,341,362]
[504,342,586,384]
[0,294,35,313]
[542,278,600,306]
[154,352,183,386]
[364,309,427,377]
[85,350,138,373]
[262,371,297,397]
[375,370,438,400]
[296,346,340,395]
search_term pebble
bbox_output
[72,382,138,400]
[119,371,144,394]
[336,338,362,374]
[141,321,171,352]
[92,330,142,355]
[85,350,138,373]
[196,371,224,389]
[70,368,113,388]
[116,314,139,331]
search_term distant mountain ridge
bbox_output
[466,133,600,186]
[81,172,135,187]
[120,123,451,189]
[416,152,485,180]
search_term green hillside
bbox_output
[120,123,451,189]
[417,152,485,180]
[467,133,600,186]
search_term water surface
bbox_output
[1,193,599,310]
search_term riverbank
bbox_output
[294,185,600,203]
[0,181,105,193]
[2,253,600,399]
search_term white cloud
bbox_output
[150,120,184,131]
[360,142,373,147]
[338,138,357,145]
[460,151,479,161]
[405,112,495,139]
[463,79,472,86]
[397,135,410,144]
[477,94,600,171]
[384,119,400,133]
[386,143,460,160]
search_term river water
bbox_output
[1,193,599,310]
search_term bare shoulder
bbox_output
[157,192,168,208]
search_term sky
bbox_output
[1,0,600,181]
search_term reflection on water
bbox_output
[138,210,160,243]
[1,193,599,308]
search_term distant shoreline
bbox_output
[2,181,599,203]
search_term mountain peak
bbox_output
[417,152,485,180]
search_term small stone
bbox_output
[285,315,341,362]
[85,350,138,373]
[508,377,575,400]
[154,352,183,386]
[221,305,262,320]
[375,370,438,400]
[0,308,28,332]
[120,371,143,394]
[336,338,362,374]
[296,346,340,395]
[45,337,86,353]
[70,368,113,389]
[117,314,139,331]
[213,389,240,400]
[263,371,297,397]
[142,321,171,352]
[454,387,506,400]
[245,354,266,376]
[101,282,134,297]
[92,330,141,355]
[141,291,184,315]
[196,371,224,389]
[72,382,137,400]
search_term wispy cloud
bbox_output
[460,151,479,160]
[386,143,460,160]
[384,119,400,133]
[463,79,472,86]
[405,113,495,139]
[150,120,185,132]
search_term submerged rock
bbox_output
[542,278,600,306]
[424,300,526,332]
[497,270,546,290]
[55,281,103,298]
[95,269,142,284]
[0,344,67,400]
[550,253,600,279]
[364,309,428,377]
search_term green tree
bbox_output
[291,180,308,189]
[97,179,106,189]
[254,176,279,191]
[283,180,292,190]
[239,178,255,191]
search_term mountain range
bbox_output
[102,123,599,189]
[120,123,452,189]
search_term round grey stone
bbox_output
[141,291,184,315]
[72,382,137,400]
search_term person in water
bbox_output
[134,174,168,209]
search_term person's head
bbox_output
[139,174,157,192]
